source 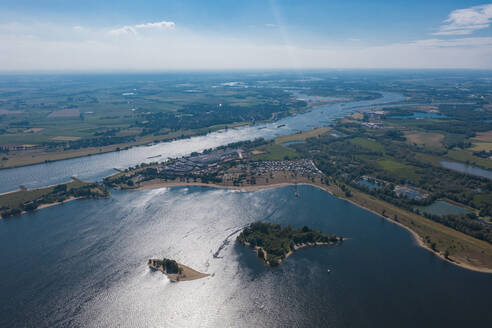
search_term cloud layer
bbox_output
[108,20,175,36]
[1,9,492,71]
[434,4,492,35]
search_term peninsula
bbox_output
[237,222,342,266]
[0,178,109,218]
[148,258,209,282]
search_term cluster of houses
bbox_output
[159,149,244,175]
[361,110,385,129]
[250,159,324,178]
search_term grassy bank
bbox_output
[336,185,492,273]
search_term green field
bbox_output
[349,137,385,152]
[447,149,492,170]
[0,75,306,148]
[253,144,302,161]
[0,179,90,209]
[377,159,419,179]
[274,126,332,144]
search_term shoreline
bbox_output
[283,241,341,265]
[133,179,492,274]
[3,196,84,218]
[247,241,338,267]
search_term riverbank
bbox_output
[134,179,303,193]
[0,121,252,170]
[130,178,492,274]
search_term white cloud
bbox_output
[411,37,492,47]
[108,25,137,36]
[434,4,492,35]
[135,21,175,29]
[108,20,175,36]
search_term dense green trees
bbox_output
[237,222,340,265]
[162,258,181,274]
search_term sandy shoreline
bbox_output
[247,241,338,266]
[134,180,303,193]
[133,179,492,274]
[0,196,83,218]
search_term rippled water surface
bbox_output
[0,186,490,328]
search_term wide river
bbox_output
[0,92,491,327]
[0,92,404,193]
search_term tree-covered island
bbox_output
[237,221,342,266]
[148,258,209,282]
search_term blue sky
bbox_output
[1,1,492,70]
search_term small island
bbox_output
[148,258,209,282]
[237,221,342,266]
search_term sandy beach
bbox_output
[149,259,209,282]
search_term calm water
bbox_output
[441,161,492,180]
[283,140,306,146]
[392,112,446,119]
[356,178,382,190]
[0,185,490,328]
[0,92,404,193]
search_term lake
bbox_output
[0,185,490,328]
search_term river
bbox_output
[0,92,404,193]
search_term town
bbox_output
[104,147,326,189]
